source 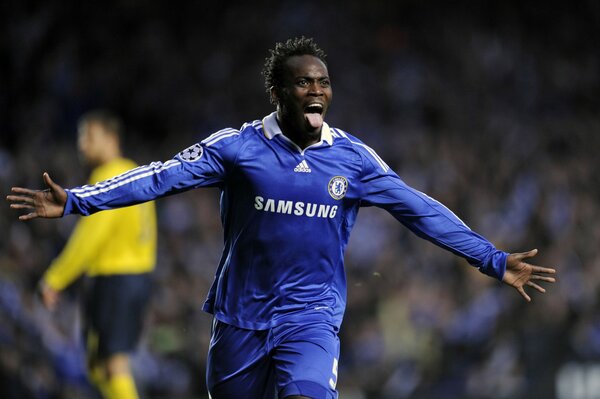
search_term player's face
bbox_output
[276,55,332,142]
[77,122,109,167]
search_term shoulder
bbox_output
[183,120,264,158]
[200,120,262,148]
[175,119,263,163]
[329,126,391,174]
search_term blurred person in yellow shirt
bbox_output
[40,110,157,399]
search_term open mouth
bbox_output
[304,103,324,114]
[304,104,324,129]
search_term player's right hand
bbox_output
[7,172,67,220]
[39,282,60,311]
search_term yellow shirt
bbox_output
[43,158,157,291]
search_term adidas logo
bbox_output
[293,160,312,173]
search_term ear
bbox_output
[269,86,279,105]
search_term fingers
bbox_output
[8,176,63,221]
[527,281,546,293]
[7,195,37,218]
[507,248,556,302]
[530,275,556,283]
[7,194,35,205]
[43,172,57,189]
[517,248,538,259]
[517,286,531,302]
[517,268,556,302]
[507,249,540,270]
[9,203,35,211]
[19,212,39,221]
[7,193,40,220]
[9,187,38,195]
[531,266,556,275]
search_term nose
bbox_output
[308,81,323,96]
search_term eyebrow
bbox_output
[295,76,330,81]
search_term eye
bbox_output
[296,79,309,87]
[320,79,331,88]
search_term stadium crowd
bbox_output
[1,1,598,398]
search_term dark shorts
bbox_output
[207,319,340,399]
[84,273,152,359]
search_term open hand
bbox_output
[503,249,556,302]
[7,173,67,220]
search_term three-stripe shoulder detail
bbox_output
[331,128,390,172]
[240,119,262,132]
[201,128,241,147]
[69,159,181,198]
[200,120,260,147]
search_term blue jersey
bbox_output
[64,112,507,330]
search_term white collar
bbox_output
[261,111,333,146]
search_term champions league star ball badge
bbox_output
[328,176,348,200]
[179,144,203,162]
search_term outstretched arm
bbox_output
[7,173,67,220]
[503,249,556,302]
[355,150,557,301]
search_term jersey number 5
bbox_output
[329,357,338,389]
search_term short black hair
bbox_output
[262,37,327,103]
[78,109,123,138]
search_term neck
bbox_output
[102,152,121,164]
[276,111,321,150]
[94,148,121,167]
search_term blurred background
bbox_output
[1,1,599,398]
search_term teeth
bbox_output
[306,104,323,112]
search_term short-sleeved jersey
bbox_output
[63,112,506,330]
[44,158,157,291]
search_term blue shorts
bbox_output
[84,273,152,360]
[207,319,340,399]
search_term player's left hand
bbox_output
[503,249,556,302]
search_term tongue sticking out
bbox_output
[305,113,323,130]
